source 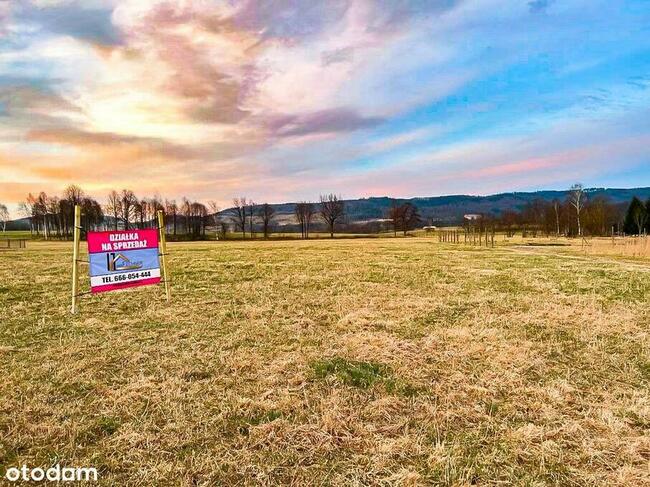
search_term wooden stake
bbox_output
[157,210,171,303]
[71,205,81,314]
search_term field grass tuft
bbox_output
[310,357,390,389]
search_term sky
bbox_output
[1,0,649,216]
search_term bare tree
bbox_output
[181,198,191,234]
[552,199,561,237]
[0,203,9,233]
[46,196,60,235]
[165,199,178,235]
[295,202,315,239]
[106,190,121,230]
[247,200,256,238]
[36,192,49,239]
[305,203,315,238]
[63,184,84,206]
[208,201,225,239]
[134,198,148,228]
[319,194,345,238]
[387,201,403,237]
[568,183,586,237]
[258,203,275,239]
[386,201,420,236]
[401,202,421,235]
[120,189,137,230]
[232,197,248,238]
[295,202,306,238]
[149,195,163,228]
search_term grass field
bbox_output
[1,239,649,485]
[0,231,32,239]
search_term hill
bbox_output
[218,187,650,225]
[7,187,649,230]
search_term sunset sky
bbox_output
[1,0,649,216]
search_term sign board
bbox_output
[87,229,161,293]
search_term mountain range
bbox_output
[219,187,650,225]
[7,187,649,230]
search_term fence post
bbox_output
[70,205,81,314]
[157,210,171,303]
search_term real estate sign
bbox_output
[87,229,161,293]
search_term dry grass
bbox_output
[1,239,649,486]
[581,236,650,260]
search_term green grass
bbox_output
[310,357,391,388]
[0,230,32,239]
[0,239,648,485]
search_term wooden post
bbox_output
[157,210,171,303]
[70,205,81,314]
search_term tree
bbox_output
[319,194,345,238]
[133,199,146,228]
[207,200,219,235]
[46,196,61,237]
[500,209,519,237]
[165,199,178,235]
[624,197,647,235]
[231,197,248,238]
[247,200,256,238]
[552,199,561,237]
[181,198,191,234]
[568,183,586,237]
[0,203,9,233]
[386,201,420,236]
[63,185,84,206]
[24,193,42,235]
[295,202,306,238]
[81,197,104,232]
[150,195,163,226]
[119,189,137,230]
[258,203,275,239]
[106,190,121,230]
[400,202,421,235]
[294,202,315,239]
[583,195,616,236]
[387,201,403,237]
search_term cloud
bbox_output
[232,0,352,41]
[16,1,123,45]
[267,107,384,137]
[321,47,354,66]
[0,85,78,116]
[0,0,649,209]
[24,127,228,163]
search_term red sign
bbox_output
[87,229,161,293]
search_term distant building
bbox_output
[463,214,482,221]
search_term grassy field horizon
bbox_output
[1,238,649,485]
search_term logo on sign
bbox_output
[106,252,143,272]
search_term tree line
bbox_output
[6,183,649,239]
[229,194,346,239]
[15,185,216,239]
[489,185,650,237]
[13,187,353,240]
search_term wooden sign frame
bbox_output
[71,206,171,314]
